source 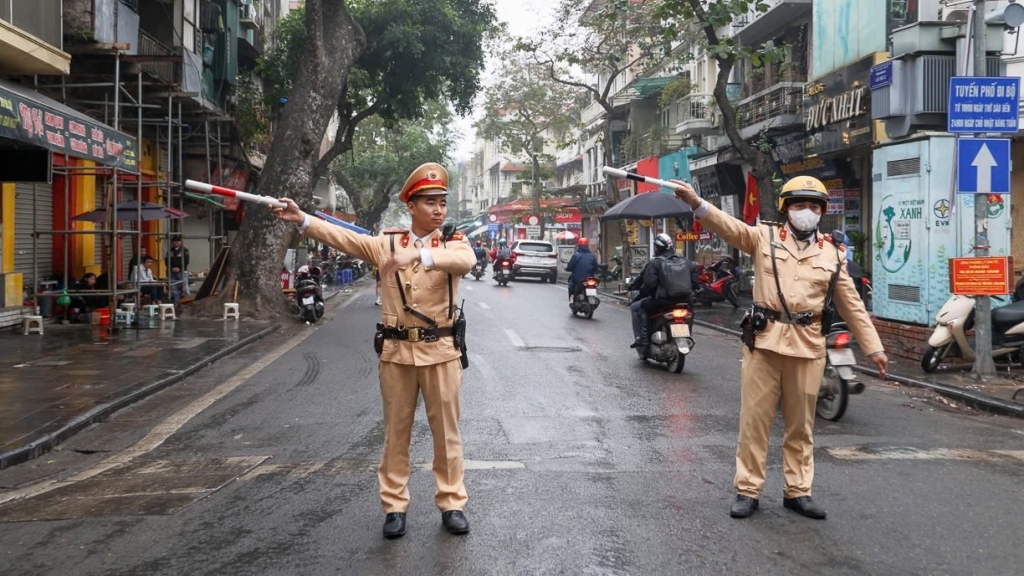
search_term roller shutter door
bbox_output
[14,182,54,289]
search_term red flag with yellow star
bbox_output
[742,172,759,225]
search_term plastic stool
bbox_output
[22,315,43,335]
[223,303,240,320]
[115,309,135,325]
[157,303,176,320]
[143,304,159,318]
[121,303,136,314]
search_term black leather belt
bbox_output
[382,326,454,342]
[757,306,821,326]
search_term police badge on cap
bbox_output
[399,163,449,203]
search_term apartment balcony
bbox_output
[735,82,804,141]
[675,93,718,136]
[136,31,178,85]
[0,0,69,75]
[732,0,812,45]
[618,129,687,167]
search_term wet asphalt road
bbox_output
[2,277,1024,575]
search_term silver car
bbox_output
[510,240,558,283]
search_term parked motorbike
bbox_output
[294,265,325,324]
[471,261,485,281]
[921,289,1024,373]
[639,303,696,373]
[569,277,601,319]
[692,255,740,308]
[597,255,622,285]
[817,322,865,421]
[494,259,513,287]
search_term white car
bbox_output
[510,240,558,283]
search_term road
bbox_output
[2,277,1024,575]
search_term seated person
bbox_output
[131,255,166,304]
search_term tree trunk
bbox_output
[189,0,366,319]
[601,117,632,281]
[355,186,394,231]
[531,151,542,237]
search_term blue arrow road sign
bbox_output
[957,138,1011,194]
[948,77,1021,133]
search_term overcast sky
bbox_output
[450,0,556,163]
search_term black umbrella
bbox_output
[73,200,189,222]
[600,192,692,221]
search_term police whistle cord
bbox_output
[184,180,287,209]
[602,167,683,190]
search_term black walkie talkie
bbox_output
[441,223,456,242]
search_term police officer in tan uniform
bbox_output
[673,176,889,520]
[272,163,476,538]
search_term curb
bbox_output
[0,323,281,469]
[597,288,1024,419]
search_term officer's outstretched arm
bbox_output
[831,258,885,356]
[694,204,760,255]
[427,236,476,275]
[304,217,385,266]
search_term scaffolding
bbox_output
[20,45,235,329]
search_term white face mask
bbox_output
[788,208,820,232]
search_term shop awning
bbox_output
[0,79,138,170]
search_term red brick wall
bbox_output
[871,317,932,361]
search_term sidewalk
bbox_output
[0,315,280,469]
[597,287,1024,418]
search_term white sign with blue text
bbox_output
[957,138,1011,194]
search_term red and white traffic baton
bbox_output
[184,179,287,209]
[602,166,685,190]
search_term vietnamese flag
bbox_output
[742,172,759,225]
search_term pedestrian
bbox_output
[673,175,888,520]
[165,235,190,301]
[271,162,476,539]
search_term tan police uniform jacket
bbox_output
[303,217,476,366]
[697,204,884,359]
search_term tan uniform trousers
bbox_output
[377,358,467,513]
[735,348,826,499]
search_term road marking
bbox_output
[464,285,473,291]
[479,302,490,310]
[504,328,525,348]
[469,353,494,381]
[0,295,359,507]
[827,446,1024,462]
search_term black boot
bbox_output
[441,510,470,535]
[783,496,827,519]
[730,495,759,518]
[382,512,406,538]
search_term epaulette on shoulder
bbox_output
[761,220,783,227]
[449,232,465,241]
[382,228,408,234]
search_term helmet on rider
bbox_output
[577,238,589,247]
[475,240,482,247]
[653,232,673,255]
[498,238,507,246]
[297,265,310,276]
[778,176,828,237]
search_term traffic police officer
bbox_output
[272,162,476,538]
[672,176,888,520]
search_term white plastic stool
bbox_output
[121,303,136,314]
[143,304,159,318]
[223,303,240,320]
[22,315,43,335]
[157,303,176,320]
[115,309,134,325]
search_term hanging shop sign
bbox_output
[802,56,876,155]
[0,81,138,171]
[553,207,581,224]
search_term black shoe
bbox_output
[441,510,470,535]
[383,512,406,539]
[783,496,827,519]
[630,341,649,349]
[730,495,759,518]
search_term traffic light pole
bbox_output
[972,0,996,377]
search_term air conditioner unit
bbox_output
[240,3,256,23]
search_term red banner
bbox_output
[637,157,659,194]
[553,207,581,223]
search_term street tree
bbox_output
[656,0,786,221]
[475,48,582,230]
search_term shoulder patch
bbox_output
[450,232,465,241]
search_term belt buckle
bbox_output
[406,327,423,342]
[793,312,813,326]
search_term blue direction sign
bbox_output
[869,60,893,90]
[948,77,1021,133]
[957,138,1011,194]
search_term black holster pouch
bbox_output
[740,313,755,352]
[374,323,385,356]
[453,310,469,369]
[820,305,835,336]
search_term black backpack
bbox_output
[658,255,693,299]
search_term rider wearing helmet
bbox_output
[672,175,887,521]
[627,232,693,351]
[472,240,488,272]
[488,237,516,277]
[565,237,599,301]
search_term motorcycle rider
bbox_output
[489,238,516,279]
[565,238,599,301]
[627,233,693,352]
[672,175,888,521]
[472,240,489,273]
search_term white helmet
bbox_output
[654,233,672,251]
[297,265,309,275]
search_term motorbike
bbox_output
[494,259,513,287]
[471,261,485,281]
[817,322,866,421]
[569,277,601,319]
[597,255,622,285]
[692,256,740,308]
[639,303,696,373]
[294,265,325,324]
[921,284,1024,373]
